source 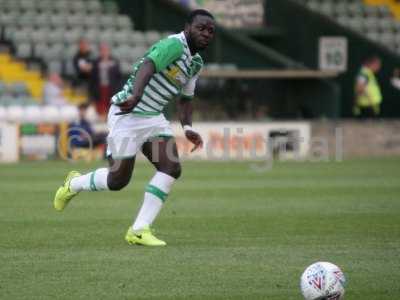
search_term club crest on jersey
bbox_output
[166,66,186,86]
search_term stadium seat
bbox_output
[67,14,85,28]
[300,0,399,51]
[58,105,78,122]
[41,106,61,124]
[43,44,65,61]
[48,60,63,74]
[174,0,263,28]
[116,15,133,30]
[348,18,363,32]
[0,96,13,107]
[130,46,147,61]
[163,31,174,38]
[348,3,364,18]
[307,0,319,12]
[130,31,147,46]
[53,0,69,13]
[0,81,6,97]
[336,16,350,26]
[379,6,392,18]
[31,30,47,44]
[19,0,36,13]
[12,28,31,44]
[64,30,81,45]
[22,97,38,106]
[70,0,86,14]
[393,22,400,33]
[1,0,167,82]
[379,19,395,33]
[9,96,26,107]
[34,13,52,28]
[2,0,19,13]
[99,30,114,44]
[145,31,161,46]
[83,29,99,44]
[33,43,48,58]
[121,60,133,75]
[50,14,68,29]
[112,30,130,46]
[48,28,66,44]
[364,5,380,18]
[64,45,78,60]
[63,60,76,77]
[36,0,53,13]
[114,45,131,61]
[366,30,379,42]
[379,32,396,47]
[83,15,99,29]
[16,43,32,59]
[6,105,24,122]
[9,82,29,97]
[17,12,36,27]
[1,11,18,28]
[102,1,119,14]
[87,0,102,14]
[334,3,348,17]
[100,15,116,29]
[2,25,15,40]
[319,3,334,16]
[24,105,43,123]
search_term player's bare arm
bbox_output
[178,98,203,152]
[117,59,156,113]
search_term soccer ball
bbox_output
[300,262,346,300]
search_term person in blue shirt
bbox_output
[69,103,106,149]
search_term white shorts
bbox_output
[106,105,174,159]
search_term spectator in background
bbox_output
[69,103,107,151]
[73,39,93,90]
[354,56,382,118]
[89,43,122,117]
[391,68,400,90]
[43,73,68,106]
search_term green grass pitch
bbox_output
[0,157,399,299]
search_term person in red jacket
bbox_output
[89,43,122,117]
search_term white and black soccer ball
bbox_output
[300,262,346,300]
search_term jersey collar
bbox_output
[180,31,194,58]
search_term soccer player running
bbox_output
[54,10,216,246]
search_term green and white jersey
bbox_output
[111,32,203,116]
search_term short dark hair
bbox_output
[364,55,380,65]
[78,103,90,110]
[186,9,214,24]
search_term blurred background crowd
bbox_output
[2,0,400,122]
